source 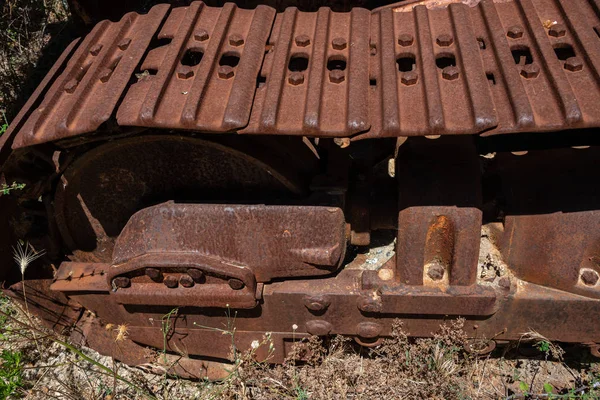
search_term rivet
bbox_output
[164,275,178,288]
[229,278,245,290]
[303,295,331,312]
[112,277,130,288]
[180,274,195,288]
[306,320,333,336]
[357,322,383,338]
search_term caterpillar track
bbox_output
[1,0,600,378]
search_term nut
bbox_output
[507,25,524,39]
[145,268,162,281]
[581,270,599,286]
[218,65,235,79]
[305,320,333,336]
[357,322,383,338]
[397,33,414,47]
[64,79,78,93]
[520,63,540,78]
[118,38,131,50]
[112,277,130,289]
[288,72,304,85]
[229,278,245,290]
[164,275,178,288]
[564,57,583,72]
[177,66,194,79]
[357,295,383,313]
[90,44,103,56]
[229,34,244,46]
[401,71,418,86]
[332,37,347,50]
[548,23,566,37]
[179,274,195,288]
[427,263,445,281]
[99,68,113,83]
[187,268,204,282]
[442,66,459,81]
[295,34,311,47]
[436,34,454,47]
[329,69,345,83]
[303,295,331,312]
[194,29,209,41]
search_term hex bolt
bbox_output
[288,72,305,86]
[520,63,540,79]
[112,277,131,289]
[548,23,566,37]
[397,33,414,47]
[357,322,383,339]
[498,277,511,290]
[442,66,459,81]
[229,278,245,290]
[164,275,178,288]
[295,34,311,47]
[329,69,345,84]
[581,270,599,286]
[187,268,204,282]
[118,38,132,50]
[427,263,445,281]
[229,34,245,47]
[564,57,583,72]
[357,295,383,313]
[180,274,195,288]
[145,267,162,281]
[218,65,235,79]
[194,29,209,41]
[303,295,331,312]
[401,71,418,86]
[332,37,347,50]
[64,80,78,94]
[177,67,194,79]
[436,34,454,47]
[507,25,524,39]
[90,44,103,56]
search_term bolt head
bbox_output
[164,275,178,288]
[442,66,459,81]
[357,322,383,339]
[401,71,418,86]
[397,33,414,47]
[218,65,235,79]
[581,270,599,286]
[229,34,244,47]
[427,263,445,280]
[112,276,131,289]
[288,71,304,85]
[303,295,331,312]
[295,34,311,47]
[179,274,195,288]
[90,44,103,56]
[507,25,524,39]
[229,278,245,290]
[118,38,131,50]
[177,66,194,79]
[564,57,583,72]
[99,68,113,83]
[306,320,333,336]
[548,23,566,37]
[332,37,347,50]
[357,295,382,313]
[194,29,209,41]
[520,63,540,78]
[329,69,345,83]
[436,34,454,47]
[145,268,162,281]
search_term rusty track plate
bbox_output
[117,3,276,132]
[7,0,600,149]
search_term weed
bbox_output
[0,182,26,196]
[0,111,8,136]
[0,349,23,398]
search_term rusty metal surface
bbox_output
[112,202,346,281]
[6,0,600,149]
